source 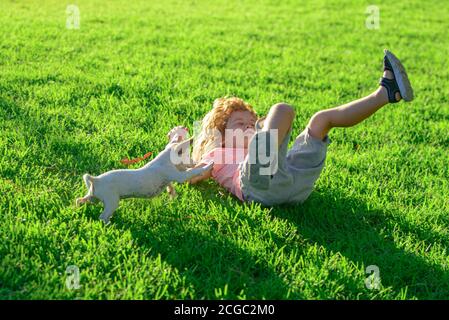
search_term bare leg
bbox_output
[244,103,295,185]
[308,71,399,140]
[260,103,296,148]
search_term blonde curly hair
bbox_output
[192,97,258,163]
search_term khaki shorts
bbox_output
[239,126,330,206]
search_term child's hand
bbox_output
[167,126,189,143]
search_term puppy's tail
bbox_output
[82,173,95,196]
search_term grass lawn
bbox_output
[0,0,448,299]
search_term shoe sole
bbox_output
[384,49,414,102]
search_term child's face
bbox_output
[224,110,257,149]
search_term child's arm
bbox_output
[188,162,212,184]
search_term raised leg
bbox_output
[308,70,398,141]
[260,103,296,148]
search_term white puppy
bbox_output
[76,132,211,224]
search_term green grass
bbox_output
[1,0,448,299]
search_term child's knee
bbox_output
[310,110,329,124]
[308,110,331,140]
[270,103,295,118]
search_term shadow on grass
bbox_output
[269,187,449,299]
[113,183,372,299]
[115,213,293,299]
[6,96,446,299]
[115,181,448,299]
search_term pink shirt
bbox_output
[202,147,248,201]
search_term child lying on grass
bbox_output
[171,49,414,206]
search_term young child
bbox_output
[174,49,414,206]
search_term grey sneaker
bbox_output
[380,49,414,102]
